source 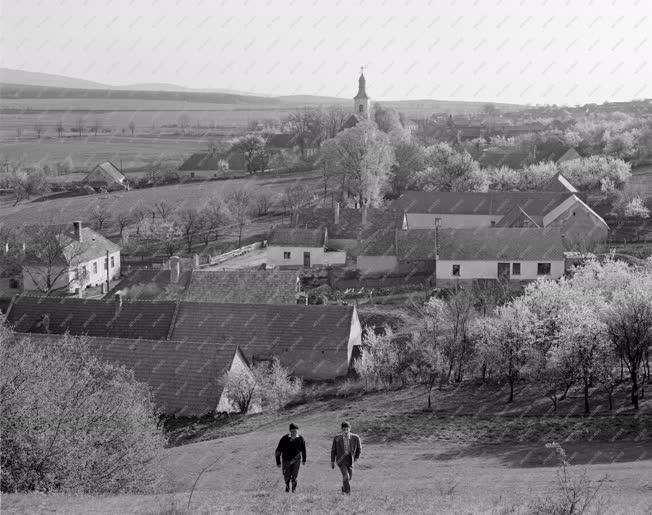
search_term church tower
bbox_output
[353,67,369,119]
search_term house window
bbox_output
[93,262,98,274]
[512,263,521,275]
[110,256,115,268]
[452,264,460,276]
[537,263,551,275]
[283,251,291,260]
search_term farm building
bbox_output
[7,332,255,416]
[20,221,121,293]
[5,295,362,381]
[82,162,128,191]
[393,186,608,249]
[394,227,567,286]
[555,147,582,165]
[266,227,346,268]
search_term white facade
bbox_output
[436,259,565,281]
[216,350,261,414]
[267,245,345,267]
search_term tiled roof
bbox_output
[97,162,126,183]
[556,147,582,164]
[5,295,176,340]
[171,303,355,354]
[357,210,405,256]
[294,207,403,242]
[268,228,325,247]
[494,205,543,227]
[543,172,579,193]
[9,332,242,416]
[393,191,572,216]
[436,227,566,261]
[184,270,299,304]
[396,230,438,260]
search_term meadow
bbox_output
[3,383,650,514]
[0,170,325,227]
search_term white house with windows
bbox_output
[395,227,566,285]
[266,227,346,268]
[22,221,121,293]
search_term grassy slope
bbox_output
[0,171,323,227]
[3,384,651,514]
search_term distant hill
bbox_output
[0,68,266,97]
[0,83,277,106]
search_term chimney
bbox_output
[169,256,180,284]
[361,205,368,226]
[114,292,123,314]
[73,221,82,242]
[334,202,340,225]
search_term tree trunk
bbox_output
[561,379,573,400]
[238,225,243,247]
[631,369,639,410]
[481,363,487,383]
[608,390,613,411]
[583,376,590,414]
[508,374,515,403]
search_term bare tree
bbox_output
[130,202,149,235]
[88,206,112,233]
[200,198,225,245]
[253,191,274,217]
[154,200,177,222]
[115,211,133,239]
[128,121,135,136]
[175,207,203,253]
[282,183,312,222]
[10,169,50,205]
[34,124,43,139]
[56,120,64,138]
[178,114,191,135]
[90,119,102,136]
[224,187,251,247]
[76,117,84,138]
[18,225,92,293]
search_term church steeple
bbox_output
[353,67,369,119]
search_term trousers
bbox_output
[338,454,353,493]
[282,456,301,486]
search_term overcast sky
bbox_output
[1,0,650,105]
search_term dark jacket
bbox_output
[331,433,361,466]
[275,434,307,465]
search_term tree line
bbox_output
[356,258,652,413]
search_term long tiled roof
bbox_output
[6,295,176,339]
[183,270,298,304]
[393,191,572,216]
[9,332,242,416]
[395,230,438,260]
[171,303,354,354]
[436,227,566,261]
[268,228,325,247]
[5,296,356,356]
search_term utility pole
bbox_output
[106,250,110,295]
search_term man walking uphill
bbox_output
[331,421,361,494]
[275,423,307,493]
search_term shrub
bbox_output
[0,330,165,494]
[529,442,607,515]
[254,358,302,410]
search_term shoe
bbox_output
[291,481,297,492]
[285,484,290,493]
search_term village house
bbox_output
[396,226,567,285]
[393,181,608,249]
[8,332,255,416]
[266,227,346,268]
[5,295,362,381]
[21,221,121,293]
[82,162,129,191]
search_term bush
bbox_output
[529,442,607,515]
[0,329,165,494]
[254,358,302,410]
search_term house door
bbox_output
[303,252,311,267]
[497,262,510,279]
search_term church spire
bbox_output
[353,67,369,118]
